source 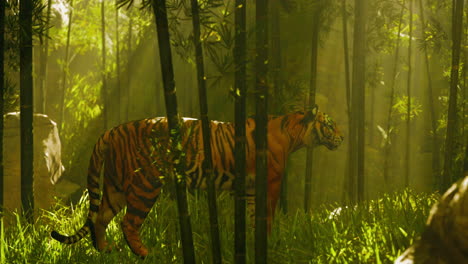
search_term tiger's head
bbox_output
[302,106,344,150]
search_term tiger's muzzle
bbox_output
[323,135,344,150]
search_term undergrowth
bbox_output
[0,189,437,263]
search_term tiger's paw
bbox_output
[132,246,148,259]
[98,241,122,254]
[104,242,123,253]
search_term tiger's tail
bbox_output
[51,134,108,248]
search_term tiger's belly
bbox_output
[185,169,257,193]
[186,170,236,191]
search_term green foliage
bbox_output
[49,0,152,77]
[436,95,468,183]
[148,118,196,194]
[366,60,385,91]
[365,0,404,54]
[436,96,467,134]
[423,0,451,53]
[3,0,48,112]
[392,95,422,121]
[0,189,437,263]
[275,80,310,113]
[47,0,154,186]
[299,0,339,47]
[170,0,235,86]
[61,73,102,130]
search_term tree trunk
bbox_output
[304,0,322,212]
[383,3,404,185]
[341,0,353,203]
[152,1,196,262]
[126,8,133,122]
[60,0,73,131]
[115,1,121,123]
[442,0,464,190]
[190,0,222,263]
[0,0,5,214]
[255,0,269,263]
[405,0,413,188]
[234,0,247,263]
[101,0,107,129]
[38,0,52,114]
[350,0,366,203]
[20,0,34,222]
[417,0,440,189]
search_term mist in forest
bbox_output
[12,0,461,206]
[1,0,467,262]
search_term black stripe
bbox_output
[90,204,99,212]
[127,185,158,208]
[281,115,289,130]
[106,146,124,193]
[147,174,163,190]
[89,191,100,200]
[88,178,100,189]
[88,163,100,176]
[225,126,235,157]
[216,126,227,167]
[127,204,149,219]
[220,174,230,188]
[104,191,120,216]
[269,147,282,167]
[87,218,98,249]
[138,127,160,174]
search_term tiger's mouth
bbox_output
[323,136,344,150]
[324,143,338,150]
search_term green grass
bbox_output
[0,189,438,263]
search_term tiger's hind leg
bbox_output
[93,179,126,253]
[246,189,256,228]
[122,184,161,258]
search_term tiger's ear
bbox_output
[302,105,318,124]
[311,104,318,116]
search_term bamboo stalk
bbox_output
[115,1,121,123]
[255,0,269,262]
[101,0,107,129]
[383,3,404,185]
[126,8,132,121]
[351,0,367,203]
[59,0,73,131]
[405,0,413,188]
[189,0,222,262]
[341,0,354,203]
[304,1,321,212]
[234,0,247,263]
[442,0,464,190]
[0,0,5,214]
[19,0,34,223]
[38,0,52,114]
[417,0,440,189]
[151,1,196,262]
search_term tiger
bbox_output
[51,106,344,258]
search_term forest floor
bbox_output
[0,189,438,263]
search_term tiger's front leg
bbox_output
[246,190,256,228]
[245,172,282,234]
[266,170,282,233]
[122,179,161,258]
